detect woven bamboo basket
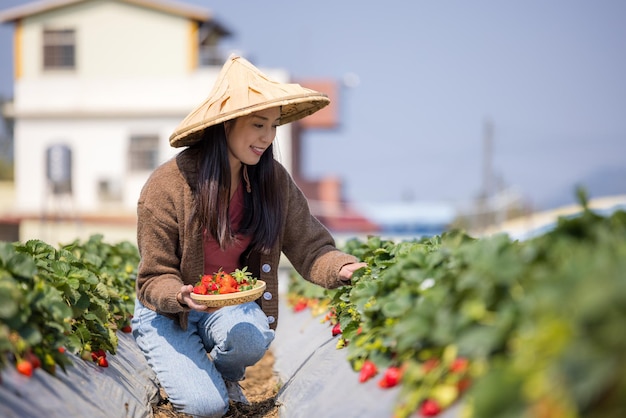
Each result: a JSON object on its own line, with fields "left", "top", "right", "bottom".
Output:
{"left": 190, "top": 281, "right": 266, "bottom": 308}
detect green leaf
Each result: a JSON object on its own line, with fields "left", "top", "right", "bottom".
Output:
{"left": 0, "top": 279, "right": 19, "bottom": 318}
{"left": 6, "top": 251, "right": 38, "bottom": 278}
{"left": 19, "top": 324, "right": 43, "bottom": 346}
{"left": 381, "top": 293, "right": 413, "bottom": 318}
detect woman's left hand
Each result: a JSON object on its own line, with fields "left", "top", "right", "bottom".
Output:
{"left": 177, "top": 284, "right": 220, "bottom": 312}
{"left": 339, "top": 262, "right": 367, "bottom": 283}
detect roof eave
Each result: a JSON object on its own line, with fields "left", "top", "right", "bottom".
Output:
{"left": 0, "top": 0, "right": 214, "bottom": 23}
{"left": 0, "top": 0, "right": 82, "bottom": 23}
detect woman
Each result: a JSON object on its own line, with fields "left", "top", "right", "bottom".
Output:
{"left": 132, "top": 55, "right": 366, "bottom": 417}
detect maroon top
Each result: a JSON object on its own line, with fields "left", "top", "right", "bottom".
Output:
{"left": 203, "top": 183, "right": 252, "bottom": 275}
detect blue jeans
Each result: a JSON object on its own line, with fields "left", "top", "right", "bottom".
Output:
{"left": 132, "top": 299, "right": 275, "bottom": 417}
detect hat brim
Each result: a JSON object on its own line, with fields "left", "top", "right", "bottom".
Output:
{"left": 169, "top": 55, "right": 331, "bottom": 148}
{"left": 170, "top": 92, "right": 329, "bottom": 148}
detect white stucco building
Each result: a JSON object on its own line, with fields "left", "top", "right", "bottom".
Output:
{"left": 0, "top": 0, "right": 293, "bottom": 238}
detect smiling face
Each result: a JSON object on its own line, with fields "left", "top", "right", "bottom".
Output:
{"left": 224, "top": 107, "right": 281, "bottom": 169}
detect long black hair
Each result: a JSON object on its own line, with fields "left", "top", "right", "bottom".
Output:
{"left": 189, "top": 123, "right": 283, "bottom": 253}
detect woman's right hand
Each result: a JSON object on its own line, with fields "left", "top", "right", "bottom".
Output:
{"left": 177, "top": 284, "right": 220, "bottom": 312}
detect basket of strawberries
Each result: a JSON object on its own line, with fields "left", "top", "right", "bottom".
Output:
{"left": 190, "top": 267, "right": 266, "bottom": 307}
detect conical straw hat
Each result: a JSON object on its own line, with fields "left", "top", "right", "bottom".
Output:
{"left": 170, "top": 54, "right": 331, "bottom": 147}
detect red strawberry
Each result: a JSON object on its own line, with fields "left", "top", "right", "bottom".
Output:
{"left": 332, "top": 323, "right": 342, "bottom": 336}
{"left": 25, "top": 351, "right": 41, "bottom": 369}
{"left": 97, "top": 356, "right": 109, "bottom": 367}
{"left": 91, "top": 349, "right": 107, "bottom": 362}
{"left": 222, "top": 274, "right": 237, "bottom": 288}
{"left": 193, "top": 283, "right": 208, "bottom": 295}
{"left": 16, "top": 359, "right": 33, "bottom": 377}
{"left": 293, "top": 300, "right": 308, "bottom": 312}
{"left": 358, "top": 360, "right": 378, "bottom": 383}
{"left": 121, "top": 325, "right": 132, "bottom": 333}
{"left": 422, "top": 358, "right": 439, "bottom": 373}
{"left": 378, "top": 366, "right": 402, "bottom": 388}
{"left": 58, "top": 346, "right": 66, "bottom": 354}
{"left": 200, "top": 274, "right": 213, "bottom": 285}
{"left": 419, "top": 399, "right": 441, "bottom": 416}
{"left": 218, "top": 284, "right": 237, "bottom": 294}
{"left": 457, "top": 377, "right": 472, "bottom": 393}
{"left": 450, "top": 357, "right": 469, "bottom": 373}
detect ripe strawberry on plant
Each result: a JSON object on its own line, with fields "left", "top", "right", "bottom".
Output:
{"left": 457, "top": 377, "right": 472, "bottom": 393}
{"left": 16, "top": 359, "right": 34, "bottom": 377}
{"left": 422, "top": 358, "right": 440, "bottom": 373}
{"left": 419, "top": 399, "right": 442, "bottom": 416}
{"left": 25, "top": 351, "right": 41, "bottom": 369}
{"left": 378, "top": 366, "right": 402, "bottom": 388}
{"left": 332, "top": 323, "right": 342, "bottom": 336}
{"left": 322, "top": 311, "right": 334, "bottom": 323}
{"left": 293, "top": 299, "right": 308, "bottom": 312}
{"left": 91, "top": 348, "right": 107, "bottom": 364}
{"left": 97, "top": 356, "right": 109, "bottom": 367}
{"left": 450, "top": 357, "right": 469, "bottom": 373}
{"left": 358, "top": 360, "right": 378, "bottom": 383}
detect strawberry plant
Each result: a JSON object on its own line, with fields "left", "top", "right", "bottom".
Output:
{"left": 286, "top": 268, "right": 330, "bottom": 315}
{"left": 288, "top": 189, "right": 626, "bottom": 417}
{"left": 0, "top": 234, "right": 139, "bottom": 377}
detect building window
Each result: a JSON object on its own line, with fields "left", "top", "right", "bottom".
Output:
{"left": 43, "top": 28, "right": 76, "bottom": 70}
{"left": 128, "top": 134, "right": 159, "bottom": 172}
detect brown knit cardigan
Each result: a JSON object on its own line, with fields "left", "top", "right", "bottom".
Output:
{"left": 135, "top": 148, "right": 358, "bottom": 330}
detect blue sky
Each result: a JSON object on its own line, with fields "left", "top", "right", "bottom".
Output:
{"left": 1, "top": 0, "right": 625, "bottom": 211}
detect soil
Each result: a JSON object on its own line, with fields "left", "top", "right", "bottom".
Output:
{"left": 153, "top": 350, "right": 280, "bottom": 418}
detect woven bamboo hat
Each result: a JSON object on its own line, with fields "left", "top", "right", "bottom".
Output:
{"left": 169, "top": 54, "right": 331, "bottom": 147}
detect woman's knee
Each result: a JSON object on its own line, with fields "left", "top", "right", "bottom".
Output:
{"left": 227, "top": 322, "right": 272, "bottom": 361}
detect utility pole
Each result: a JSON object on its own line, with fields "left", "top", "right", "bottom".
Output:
{"left": 483, "top": 118, "right": 493, "bottom": 201}
{"left": 474, "top": 117, "right": 494, "bottom": 232}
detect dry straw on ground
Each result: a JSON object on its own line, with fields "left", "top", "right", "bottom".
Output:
{"left": 153, "top": 350, "right": 279, "bottom": 418}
